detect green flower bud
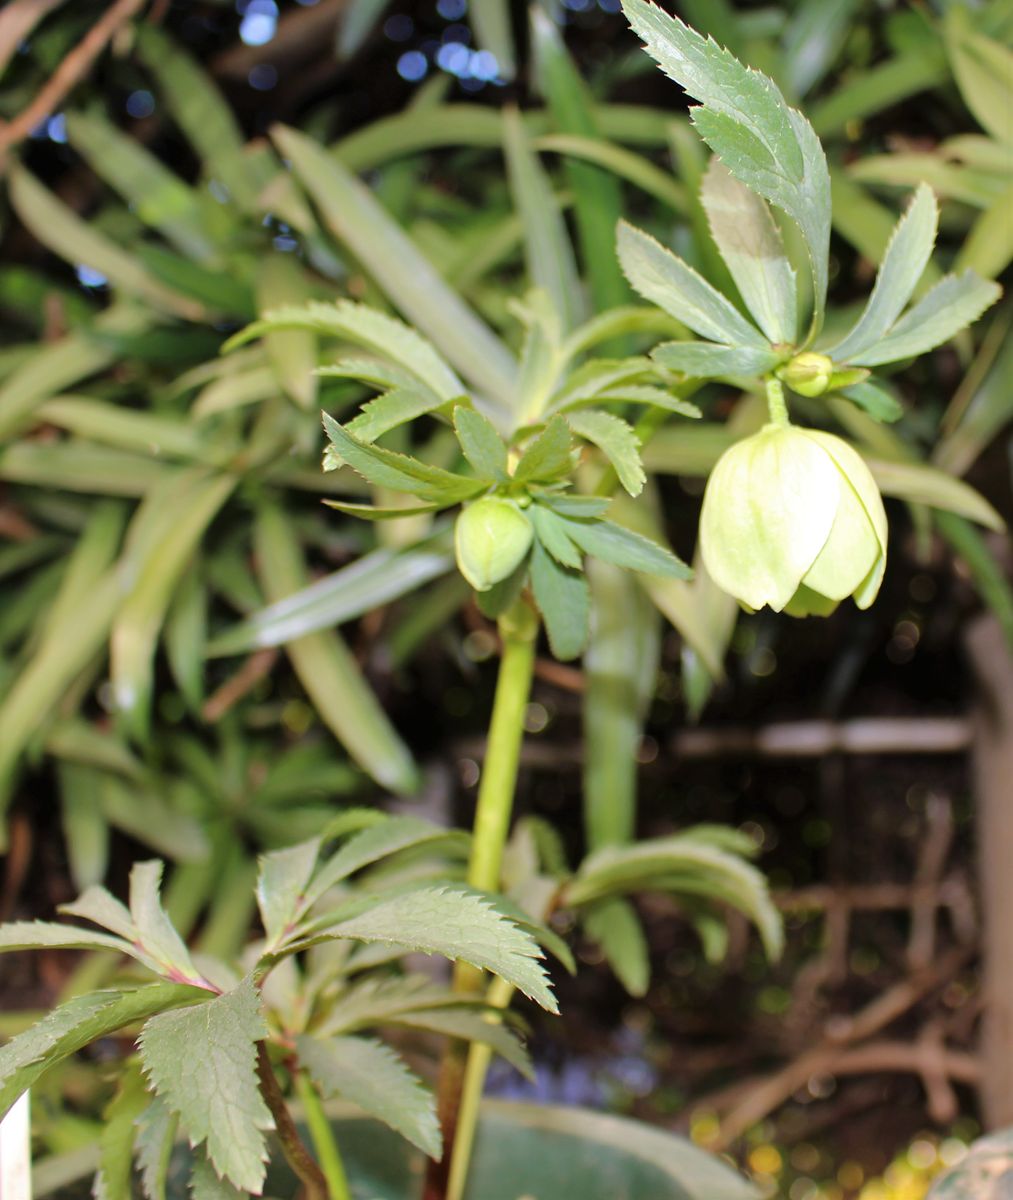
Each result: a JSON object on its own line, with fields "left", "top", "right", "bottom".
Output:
{"left": 777, "top": 352, "right": 835, "bottom": 398}
{"left": 455, "top": 497, "right": 533, "bottom": 592}
{"left": 700, "top": 424, "right": 887, "bottom": 617}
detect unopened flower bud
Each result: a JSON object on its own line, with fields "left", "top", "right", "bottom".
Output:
{"left": 455, "top": 497, "right": 533, "bottom": 592}
{"left": 700, "top": 424, "right": 887, "bottom": 617}
{"left": 777, "top": 352, "right": 835, "bottom": 398}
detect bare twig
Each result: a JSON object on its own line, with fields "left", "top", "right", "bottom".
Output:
{"left": 202, "top": 648, "right": 278, "bottom": 723}
{"left": 0, "top": 0, "right": 65, "bottom": 76}
{"left": 714, "top": 948, "right": 971, "bottom": 1147}
{"left": 0, "top": 0, "right": 145, "bottom": 159}
{"left": 672, "top": 716, "right": 972, "bottom": 759}
{"left": 908, "top": 794, "right": 954, "bottom": 970}
{"left": 212, "top": 0, "right": 347, "bottom": 77}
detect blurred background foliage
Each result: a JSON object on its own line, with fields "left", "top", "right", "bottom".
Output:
{"left": 0, "top": 0, "right": 1011, "bottom": 1193}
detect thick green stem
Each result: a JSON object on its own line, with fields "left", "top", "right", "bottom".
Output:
{"left": 765, "top": 376, "right": 790, "bottom": 427}
{"left": 294, "top": 1070, "right": 352, "bottom": 1200}
{"left": 422, "top": 599, "right": 538, "bottom": 1200}
{"left": 255, "top": 1043, "right": 327, "bottom": 1200}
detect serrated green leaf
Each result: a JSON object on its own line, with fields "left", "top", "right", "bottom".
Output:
{"left": 829, "top": 185, "right": 938, "bottom": 364}
{"left": 587, "top": 385, "right": 702, "bottom": 420}
{"left": 189, "top": 1152, "right": 248, "bottom": 1200}
{"left": 297, "top": 1034, "right": 439, "bottom": 1157}
{"left": 139, "top": 977, "right": 273, "bottom": 1193}
{"left": 563, "top": 518, "right": 691, "bottom": 580}
{"left": 529, "top": 505, "right": 582, "bottom": 569}
{"left": 851, "top": 271, "right": 1001, "bottom": 367}
{"left": 229, "top": 302, "right": 459, "bottom": 403}
{"left": 583, "top": 898, "right": 650, "bottom": 998}
{"left": 552, "top": 357, "right": 655, "bottom": 408}
{"left": 135, "top": 1097, "right": 178, "bottom": 1200}
{"left": 701, "top": 159, "right": 797, "bottom": 345}
{"left": 513, "top": 414, "right": 575, "bottom": 484}
{"left": 309, "top": 887, "right": 557, "bottom": 1012}
{"left": 303, "top": 817, "right": 468, "bottom": 911}
{"left": 535, "top": 493, "right": 611, "bottom": 518}
{"left": 59, "top": 885, "right": 136, "bottom": 940}
{"left": 622, "top": 0, "right": 831, "bottom": 331}
{"left": 530, "top": 538, "right": 590, "bottom": 662}
{"left": 651, "top": 341, "right": 779, "bottom": 378}
{"left": 345, "top": 389, "right": 447, "bottom": 445}
{"left": 454, "top": 407, "right": 508, "bottom": 481}
{"left": 617, "top": 222, "right": 767, "bottom": 348}
{"left": 567, "top": 410, "right": 645, "bottom": 497}
{"left": 128, "top": 862, "right": 205, "bottom": 986}
{"left": 322, "top": 414, "right": 482, "bottom": 502}
{"left": 0, "top": 985, "right": 204, "bottom": 1120}
{"left": 0, "top": 920, "right": 129, "bottom": 956}
{"left": 271, "top": 126, "right": 517, "bottom": 417}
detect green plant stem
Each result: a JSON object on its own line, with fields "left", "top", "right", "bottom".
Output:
{"left": 293, "top": 1070, "right": 353, "bottom": 1200}
{"left": 255, "top": 1042, "right": 327, "bottom": 1200}
{"left": 422, "top": 598, "right": 538, "bottom": 1200}
{"left": 445, "top": 976, "right": 515, "bottom": 1200}
{"left": 765, "top": 377, "right": 790, "bottom": 427}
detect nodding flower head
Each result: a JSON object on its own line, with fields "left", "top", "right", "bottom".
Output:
{"left": 700, "top": 424, "right": 887, "bottom": 617}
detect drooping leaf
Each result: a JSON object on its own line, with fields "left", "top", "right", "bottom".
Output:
{"left": 563, "top": 518, "right": 692, "bottom": 580}
{"left": 829, "top": 184, "right": 939, "bottom": 364}
{"left": 567, "top": 410, "right": 645, "bottom": 497}
{"left": 617, "top": 222, "right": 767, "bottom": 348}
{"left": 530, "top": 538, "right": 590, "bottom": 662}
{"left": 842, "top": 380, "right": 904, "bottom": 424}
{"left": 139, "top": 977, "right": 273, "bottom": 1194}
{"left": 583, "top": 897, "right": 650, "bottom": 998}
{"left": 700, "top": 159, "right": 797, "bottom": 345}
{"left": 252, "top": 505, "right": 419, "bottom": 794}
{"left": 297, "top": 1035, "right": 439, "bottom": 1157}
{"left": 868, "top": 458, "right": 1005, "bottom": 531}
{"left": 529, "top": 504, "right": 583, "bottom": 569}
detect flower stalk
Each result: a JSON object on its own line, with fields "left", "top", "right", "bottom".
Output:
{"left": 423, "top": 597, "right": 539, "bottom": 1200}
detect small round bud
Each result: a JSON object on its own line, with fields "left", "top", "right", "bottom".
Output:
{"left": 455, "top": 497, "right": 533, "bottom": 592}
{"left": 777, "top": 352, "right": 835, "bottom": 398}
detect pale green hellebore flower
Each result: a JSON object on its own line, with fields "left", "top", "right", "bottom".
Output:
{"left": 700, "top": 424, "right": 888, "bottom": 617}
{"left": 455, "top": 496, "right": 533, "bottom": 591}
